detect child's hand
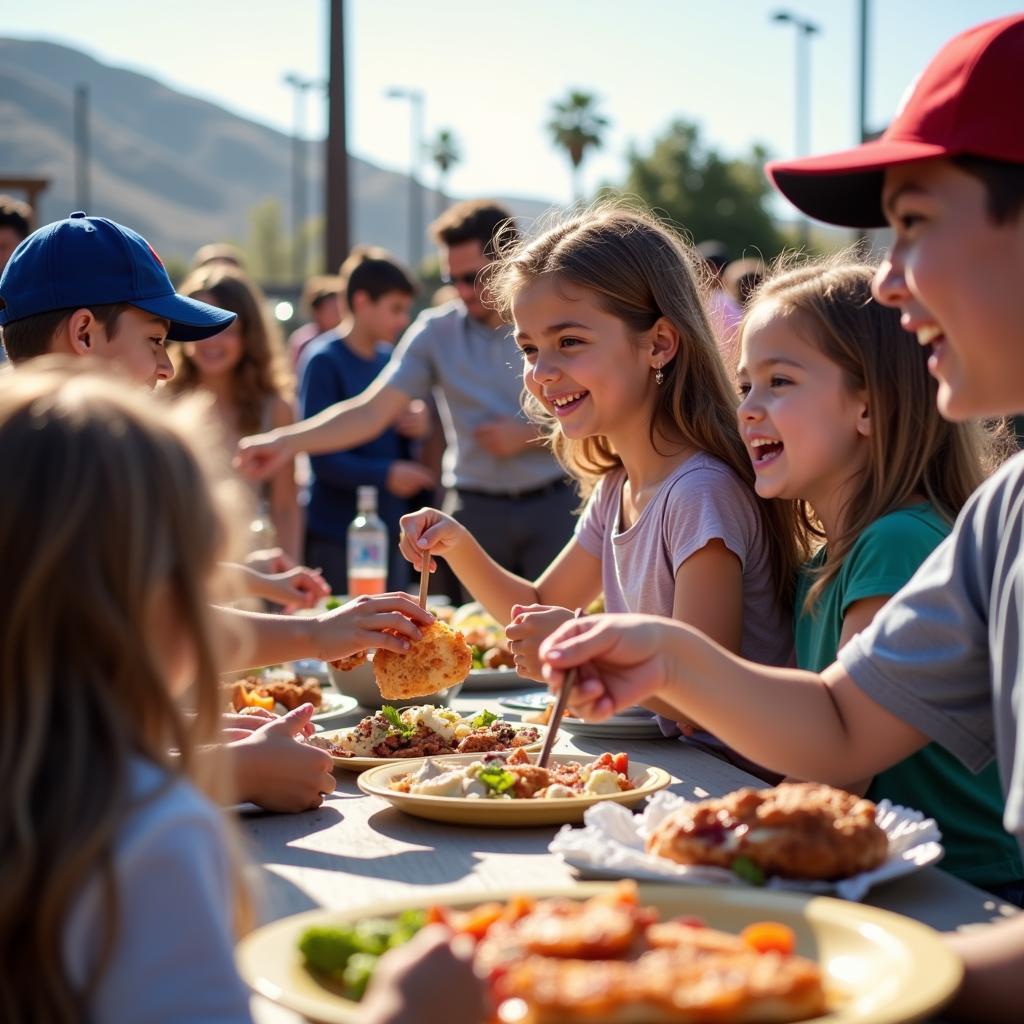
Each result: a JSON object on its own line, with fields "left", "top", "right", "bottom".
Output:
{"left": 398, "top": 508, "right": 465, "bottom": 572}
{"left": 236, "top": 430, "right": 293, "bottom": 481}
{"left": 394, "top": 399, "right": 431, "bottom": 440}
{"left": 361, "top": 926, "right": 484, "bottom": 1024}
{"left": 473, "top": 417, "right": 535, "bottom": 458}
{"left": 245, "top": 546, "right": 296, "bottom": 574}
{"left": 506, "top": 604, "right": 574, "bottom": 681}
{"left": 386, "top": 460, "right": 436, "bottom": 499}
{"left": 228, "top": 705, "right": 335, "bottom": 812}
{"left": 260, "top": 565, "right": 331, "bottom": 611}
{"left": 314, "top": 593, "right": 434, "bottom": 662}
{"left": 540, "top": 613, "right": 677, "bottom": 720}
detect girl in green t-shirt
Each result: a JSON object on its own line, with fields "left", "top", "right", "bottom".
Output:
{"left": 736, "top": 256, "right": 1022, "bottom": 901}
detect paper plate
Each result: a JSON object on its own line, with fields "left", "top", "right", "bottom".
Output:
{"left": 238, "top": 881, "right": 963, "bottom": 1024}
{"left": 310, "top": 692, "right": 359, "bottom": 725}
{"left": 320, "top": 723, "right": 550, "bottom": 771}
{"left": 356, "top": 753, "right": 671, "bottom": 827}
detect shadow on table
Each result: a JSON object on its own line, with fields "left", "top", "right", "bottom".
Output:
{"left": 366, "top": 804, "right": 567, "bottom": 857}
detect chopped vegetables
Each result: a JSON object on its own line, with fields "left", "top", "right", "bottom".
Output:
{"left": 299, "top": 909, "right": 426, "bottom": 1000}
{"left": 741, "top": 921, "right": 797, "bottom": 955}
{"left": 381, "top": 705, "right": 415, "bottom": 738}
{"left": 731, "top": 856, "right": 767, "bottom": 886}
{"left": 470, "top": 709, "right": 499, "bottom": 729}
{"left": 477, "top": 759, "right": 517, "bottom": 795}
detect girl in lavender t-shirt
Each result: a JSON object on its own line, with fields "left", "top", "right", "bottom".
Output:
{"left": 397, "top": 207, "right": 799, "bottom": 778}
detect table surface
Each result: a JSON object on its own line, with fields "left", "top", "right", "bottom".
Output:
{"left": 242, "top": 689, "right": 1018, "bottom": 1022}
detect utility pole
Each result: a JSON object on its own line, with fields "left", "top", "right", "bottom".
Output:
{"left": 386, "top": 87, "right": 426, "bottom": 271}
{"left": 773, "top": 10, "right": 820, "bottom": 250}
{"left": 284, "top": 72, "right": 322, "bottom": 284}
{"left": 325, "top": 0, "right": 350, "bottom": 274}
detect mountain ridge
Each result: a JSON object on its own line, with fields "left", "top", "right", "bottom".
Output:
{"left": 0, "top": 37, "right": 556, "bottom": 267}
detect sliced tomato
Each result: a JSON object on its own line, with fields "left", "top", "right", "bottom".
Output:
{"left": 611, "top": 752, "right": 629, "bottom": 775}
{"left": 741, "top": 921, "right": 796, "bottom": 955}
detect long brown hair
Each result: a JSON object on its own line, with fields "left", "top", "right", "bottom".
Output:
{"left": 169, "top": 264, "right": 293, "bottom": 434}
{"left": 487, "top": 201, "right": 802, "bottom": 604}
{"left": 0, "top": 359, "right": 250, "bottom": 1021}
{"left": 745, "top": 255, "right": 1008, "bottom": 612}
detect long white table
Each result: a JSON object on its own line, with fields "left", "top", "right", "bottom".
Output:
{"left": 243, "top": 689, "right": 1018, "bottom": 1022}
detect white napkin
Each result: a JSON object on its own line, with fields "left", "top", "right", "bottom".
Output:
{"left": 549, "top": 790, "right": 944, "bottom": 902}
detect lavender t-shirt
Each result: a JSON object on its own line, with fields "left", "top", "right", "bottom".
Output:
{"left": 576, "top": 452, "right": 792, "bottom": 665}
{"left": 576, "top": 453, "right": 792, "bottom": 780}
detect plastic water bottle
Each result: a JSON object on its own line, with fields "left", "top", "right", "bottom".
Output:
{"left": 347, "top": 486, "right": 388, "bottom": 596}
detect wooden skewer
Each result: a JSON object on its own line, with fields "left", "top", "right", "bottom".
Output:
{"left": 417, "top": 548, "right": 430, "bottom": 610}
{"left": 535, "top": 607, "right": 584, "bottom": 769}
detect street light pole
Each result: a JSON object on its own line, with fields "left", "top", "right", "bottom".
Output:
{"left": 773, "top": 10, "right": 820, "bottom": 249}
{"left": 284, "top": 72, "right": 325, "bottom": 284}
{"left": 386, "top": 87, "right": 425, "bottom": 271}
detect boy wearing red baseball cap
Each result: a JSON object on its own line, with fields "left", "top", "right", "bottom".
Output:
{"left": 538, "top": 16, "right": 1024, "bottom": 1018}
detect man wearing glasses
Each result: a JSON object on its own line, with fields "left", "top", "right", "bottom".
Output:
{"left": 238, "top": 200, "right": 574, "bottom": 602}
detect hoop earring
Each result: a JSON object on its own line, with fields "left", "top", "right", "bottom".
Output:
{"left": 654, "top": 366, "right": 665, "bottom": 385}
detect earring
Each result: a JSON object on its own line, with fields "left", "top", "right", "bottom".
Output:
{"left": 654, "top": 365, "right": 665, "bottom": 385}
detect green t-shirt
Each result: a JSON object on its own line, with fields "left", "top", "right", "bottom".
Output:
{"left": 795, "top": 504, "right": 1023, "bottom": 889}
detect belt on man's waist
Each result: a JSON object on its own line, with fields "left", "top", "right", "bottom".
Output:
{"left": 454, "top": 478, "right": 570, "bottom": 501}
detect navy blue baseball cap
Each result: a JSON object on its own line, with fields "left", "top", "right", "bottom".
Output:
{"left": 0, "top": 211, "right": 236, "bottom": 341}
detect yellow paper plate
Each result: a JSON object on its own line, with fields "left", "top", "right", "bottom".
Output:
{"left": 237, "top": 882, "right": 963, "bottom": 1024}
{"left": 356, "top": 753, "right": 672, "bottom": 826}
{"left": 321, "top": 724, "right": 550, "bottom": 771}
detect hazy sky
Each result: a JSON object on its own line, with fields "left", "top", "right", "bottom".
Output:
{"left": 5, "top": 1, "right": 1022, "bottom": 209}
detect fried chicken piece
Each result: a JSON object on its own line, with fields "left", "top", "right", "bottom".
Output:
{"left": 373, "top": 620, "right": 472, "bottom": 700}
{"left": 260, "top": 677, "right": 323, "bottom": 711}
{"left": 328, "top": 651, "right": 368, "bottom": 672}
{"left": 495, "top": 945, "right": 826, "bottom": 1023}
{"left": 646, "top": 782, "right": 888, "bottom": 880}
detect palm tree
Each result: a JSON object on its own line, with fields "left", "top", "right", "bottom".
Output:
{"left": 546, "top": 90, "right": 610, "bottom": 202}
{"left": 428, "top": 128, "right": 461, "bottom": 217}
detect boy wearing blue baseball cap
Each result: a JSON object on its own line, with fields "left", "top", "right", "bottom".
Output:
{"left": 0, "top": 211, "right": 234, "bottom": 387}
{"left": 0, "top": 212, "right": 437, "bottom": 812}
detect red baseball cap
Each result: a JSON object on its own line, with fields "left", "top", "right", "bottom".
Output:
{"left": 766, "top": 14, "right": 1024, "bottom": 228}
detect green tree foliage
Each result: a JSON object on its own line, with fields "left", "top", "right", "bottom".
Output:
{"left": 429, "top": 128, "right": 461, "bottom": 217}
{"left": 547, "top": 90, "right": 610, "bottom": 202}
{"left": 616, "top": 120, "right": 787, "bottom": 259}
{"left": 244, "top": 197, "right": 290, "bottom": 284}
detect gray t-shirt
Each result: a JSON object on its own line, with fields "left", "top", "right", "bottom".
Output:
{"left": 839, "top": 450, "right": 1024, "bottom": 851}
{"left": 382, "top": 301, "right": 564, "bottom": 492}
{"left": 575, "top": 452, "right": 793, "bottom": 667}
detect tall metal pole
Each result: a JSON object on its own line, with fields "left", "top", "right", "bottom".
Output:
{"left": 73, "top": 84, "right": 91, "bottom": 211}
{"left": 386, "top": 88, "right": 425, "bottom": 270}
{"left": 857, "top": 0, "right": 870, "bottom": 142}
{"left": 772, "top": 11, "right": 819, "bottom": 250}
{"left": 409, "top": 91, "right": 424, "bottom": 272}
{"left": 326, "top": 0, "right": 350, "bottom": 274}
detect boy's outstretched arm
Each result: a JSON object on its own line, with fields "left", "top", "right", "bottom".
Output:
{"left": 213, "top": 594, "right": 434, "bottom": 671}
{"left": 540, "top": 613, "right": 929, "bottom": 783}
{"left": 236, "top": 379, "right": 410, "bottom": 481}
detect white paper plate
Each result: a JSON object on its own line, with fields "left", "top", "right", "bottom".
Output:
{"left": 311, "top": 692, "right": 360, "bottom": 724}
{"left": 550, "top": 791, "right": 944, "bottom": 901}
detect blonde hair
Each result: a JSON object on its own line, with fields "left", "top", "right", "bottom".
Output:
{"left": 0, "top": 359, "right": 250, "bottom": 1021}
{"left": 744, "top": 255, "right": 1008, "bottom": 612}
{"left": 169, "top": 265, "right": 293, "bottom": 434}
{"left": 487, "top": 201, "right": 801, "bottom": 603}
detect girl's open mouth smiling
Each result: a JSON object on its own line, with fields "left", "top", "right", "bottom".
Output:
{"left": 750, "top": 437, "right": 784, "bottom": 466}
{"left": 548, "top": 390, "right": 589, "bottom": 416}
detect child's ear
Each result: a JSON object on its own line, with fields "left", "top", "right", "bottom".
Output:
{"left": 649, "top": 316, "right": 680, "bottom": 368}
{"left": 856, "top": 396, "right": 872, "bottom": 437}
{"left": 66, "top": 308, "right": 96, "bottom": 355}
